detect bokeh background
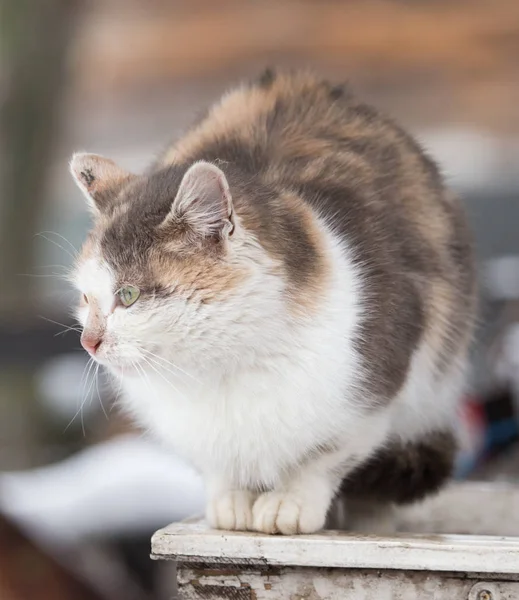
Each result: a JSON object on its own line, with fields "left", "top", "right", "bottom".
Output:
{"left": 1, "top": 1, "right": 519, "bottom": 598}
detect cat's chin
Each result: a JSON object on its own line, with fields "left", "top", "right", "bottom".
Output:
{"left": 103, "top": 361, "right": 144, "bottom": 377}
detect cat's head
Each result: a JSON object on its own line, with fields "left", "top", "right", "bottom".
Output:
{"left": 70, "top": 154, "right": 312, "bottom": 378}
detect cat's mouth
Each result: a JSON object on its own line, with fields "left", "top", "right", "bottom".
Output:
{"left": 89, "top": 354, "right": 145, "bottom": 376}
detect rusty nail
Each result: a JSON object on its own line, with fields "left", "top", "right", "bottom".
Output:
{"left": 477, "top": 591, "right": 492, "bottom": 600}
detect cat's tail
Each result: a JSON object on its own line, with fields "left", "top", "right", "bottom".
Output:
{"left": 339, "top": 429, "right": 457, "bottom": 505}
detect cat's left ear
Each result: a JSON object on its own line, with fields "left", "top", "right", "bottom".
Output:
{"left": 69, "top": 153, "right": 134, "bottom": 215}
{"left": 167, "top": 161, "right": 235, "bottom": 240}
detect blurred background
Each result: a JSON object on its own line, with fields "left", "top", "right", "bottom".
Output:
{"left": 1, "top": 0, "right": 519, "bottom": 598}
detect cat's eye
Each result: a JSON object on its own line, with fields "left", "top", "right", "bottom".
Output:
{"left": 117, "top": 285, "right": 140, "bottom": 307}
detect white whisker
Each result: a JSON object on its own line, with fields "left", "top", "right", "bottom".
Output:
{"left": 140, "top": 356, "right": 187, "bottom": 401}
{"left": 54, "top": 325, "right": 82, "bottom": 337}
{"left": 95, "top": 363, "right": 109, "bottom": 420}
{"left": 134, "top": 361, "right": 154, "bottom": 395}
{"left": 39, "top": 315, "right": 81, "bottom": 333}
{"left": 112, "top": 366, "right": 125, "bottom": 410}
{"left": 141, "top": 348, "right": 200, "bottom": 383}
{"left": 35, "top": 233, "right": 77, "bottom": 262}
{"left": 141, "top": 353, "right": 186, "bottom": 382}
{"left": 38, "top": 231, "right": 79, "bottom": 257}
{"left": 19, "top": 272, "right": 70, "bottom": 280}
{"left": 79, "top": 357, "right": 95, "bottom": 402}
{"left": 34, "top": 264, "right": 71, "bottom": 271}
{"left": 65, "top": 357, "right": 95, "bottom": 434}
{"left": 81, "top": 361, "right": 100, "bottom": 436}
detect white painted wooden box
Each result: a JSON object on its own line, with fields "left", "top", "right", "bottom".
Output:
{"left": 151, "top": 483, "right": 519, "bottom": 599}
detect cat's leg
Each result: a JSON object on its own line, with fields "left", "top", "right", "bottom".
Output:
{"left": 205, "top": 476, "right": 256, "bottom": 531}
{"left": 252, "top": 413, "right": 392, "bottom": 535}
{"left": 252, "top": 473, "right": 335, "bottom": 534}
{"left": 251, "top": 452, "right": 347, "bottom": 535}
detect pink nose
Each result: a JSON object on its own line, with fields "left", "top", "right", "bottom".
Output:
{"left": 81, "top": 333, "right": 103, "bottom": 355}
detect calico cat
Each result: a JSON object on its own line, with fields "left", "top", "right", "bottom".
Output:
{"left": 70, "top": 70, "right": 476, "bottom": 535}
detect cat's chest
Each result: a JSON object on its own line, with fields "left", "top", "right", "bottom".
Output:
{"left": 118, "top": 370, "right": 337, "bottom": 486}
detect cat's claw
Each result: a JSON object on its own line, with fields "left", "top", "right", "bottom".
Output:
{"left": 206, "top": 490, "right": 254, "bottom": 531}
{"left": 252, "top": 491, "right": 326, "bottom": 535}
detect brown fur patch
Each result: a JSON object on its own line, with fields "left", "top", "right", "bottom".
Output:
{"left": 79, "top": 234, "right": 98, "bottom": 262}
{"left": 238, "top": 190, "right": 331, "bottom": 315}
{"left": 340, "top": 430, "right": 457, "bottom": 505}
{"left": 150, "top": 247, "right": 246, "bottom": 306}
{"left": 162, "top": 84, "right": 278, "bottom": 166}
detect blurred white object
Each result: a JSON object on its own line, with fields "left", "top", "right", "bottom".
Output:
{"left": 36, "top": 353, "right": 100, "bottom": 421}
{"left": 0, "top": 435, "right": 204, "bottom": 545}
{"left": 421, "top": 128, "right": 503, "bottom": 192}
{"left": 484, "top": 255, "right": 519, "bottom": 413}
{"left": 484, "top": 255, "right": 519, "bottom": 301}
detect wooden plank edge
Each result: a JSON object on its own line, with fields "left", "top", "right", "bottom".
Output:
{"left": 151, "top": 524, "right": 519, "bottom": 575}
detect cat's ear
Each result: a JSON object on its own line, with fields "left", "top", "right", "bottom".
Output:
{"left": 166, "top": 161, "right": 235, "bottom": 240}
{"left": 69, "top": 153, "right": 134, "bottom": 215}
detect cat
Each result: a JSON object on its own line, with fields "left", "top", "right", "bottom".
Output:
{"left": 69, "top": 69, "right": 476, "bottom": 535}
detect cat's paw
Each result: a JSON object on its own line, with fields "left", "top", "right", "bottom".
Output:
{"left": 252, "top": 492, "right": 326, "bottom": 535}
{"left": 206, "top": 490, "right": 254, "bottom": 531}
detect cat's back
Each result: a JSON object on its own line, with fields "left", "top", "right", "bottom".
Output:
{"left": 164, "top": 69, "right": 440, "bottom": 191}
{"left": 163, "top": 69, "right": 406, "bottom": 172}
{"left": 163, "top": 70, "right": 471, "bottom": 268}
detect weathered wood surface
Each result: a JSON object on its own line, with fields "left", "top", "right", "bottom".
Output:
{"left": 153, "top": 522, "right": 519, "bottom": 575}
{"left": 152, "top": 483, "right": 519, "bottom": 599}
{"left": 177, "top": 567, "right": 519, "bottom": 600}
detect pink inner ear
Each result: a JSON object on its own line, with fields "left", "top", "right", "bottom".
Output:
{"left": 172, "top": 161, "right": 234, "bottom": 237}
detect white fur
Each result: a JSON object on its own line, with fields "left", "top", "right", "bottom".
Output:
{"left": 390, "top": 343, "right": 466, "bottom": 442}
{"left": 75, "top": 257, "right": 115, "bottom": 314}
{"left": 74, "top": 214, "right": 463, "bottom": 534}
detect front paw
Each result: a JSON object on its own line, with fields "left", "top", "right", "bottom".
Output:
{"left": 252, "top": 492, "right": 327, "bottom": 535}
{"left": 206, "top": 490, "right": 254, "bottom": 531}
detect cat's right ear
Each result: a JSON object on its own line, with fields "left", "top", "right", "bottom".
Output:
{"left": 69, "top": 153, "right": 134, "bottom": 215}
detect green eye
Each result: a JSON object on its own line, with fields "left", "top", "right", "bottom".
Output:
{"left": 117, "top": 285, "right": 140, "bottom": 307}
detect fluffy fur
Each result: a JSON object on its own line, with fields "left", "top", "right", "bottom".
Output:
{"left": 70, "top": 70, "right": 476, "bottom": 535}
